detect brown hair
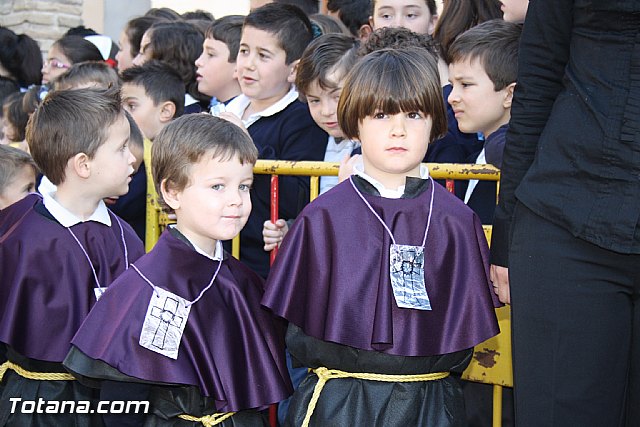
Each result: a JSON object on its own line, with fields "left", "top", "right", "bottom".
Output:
{"left": 26, "top": 87, "right": 123, "bottom": 185}
{"left": 448, "top": 19, "right": 521, "bottom": 91}
{"left": 152, "top": 114, "right": 258, "bottom": 211}
{"left": 51, "top": 61, "right": 120, "bottom": 91}
{"left": 205, "top": 15, "right": 244, "bottom": 63}
{"left": 295, "top": 33, "right": 359, "bottom": 99}
{"left": 2, "top": 92, "right": 28, "bottom": 142}
{"left": 338, "top": 48, "right": 446, "bottom": 141}
{"left": 0, "top": 144, "right": 38, "bottom": 193}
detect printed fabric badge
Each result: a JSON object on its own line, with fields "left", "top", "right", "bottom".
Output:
{"left": 140, "top": 286, "right": 191, "bottom": 359}
{"left": 390, "top": 244, "right": 432, "bottom": 310}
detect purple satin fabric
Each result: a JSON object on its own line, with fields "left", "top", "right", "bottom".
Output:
{"left": 262, "top": 180, "right": 501, "bottom": 357}
{"left": 71, "top": 230, "right": 292, "bottom": 412}
{"left": 0, "top": 194, "right": 144, "bottom": 362}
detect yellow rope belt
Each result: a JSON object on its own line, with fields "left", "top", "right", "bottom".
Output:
{"left": 178, "top": 412, "right": 235, "bottom": 426}
{"left": 302, "top": 366, "right": 450, "bottom": 427}
{"left": 0, "top": 360, "right": 75, "bottom": 382}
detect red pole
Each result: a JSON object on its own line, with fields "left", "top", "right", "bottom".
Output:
{"left": 269, "top": 174, "right": 279, "bottom": 427}
{"left": 269, "top": 175, "right": 279, "bottom": 264}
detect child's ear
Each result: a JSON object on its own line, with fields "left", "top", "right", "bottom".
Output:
{"left": 503, "top": 82, "right": 517, "bottom": 108}
{"left": 71, "top": 152, "right": 91, "bottom": 179}
{"left": 287, "top": 59, "right": 300, "bottom": 84}
{"left": 160, "top": 178, "right": 181, "bottom": 211}
{"left": 358, "top": 24, "right": 373, "bottom": 42}
{"left": 159, "top": 101, "right": 177, "bottom": 123}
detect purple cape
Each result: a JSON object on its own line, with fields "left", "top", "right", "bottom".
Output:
{"left": 70, "top": 230, "right": 292, "bottom": 412}
{"left": 262, "top": 179, "right": 500, "bottom": 357}
{"left": 0, "top": 194, "right": 144, "bottom": 362}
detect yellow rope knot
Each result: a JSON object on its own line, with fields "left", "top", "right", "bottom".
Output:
{"left": 301, "top": 366, "right": 450, "bottom": 427}
{"left": 178, "top": 411, "right": 235, "bottom": 426}
{"left": 0, "top": 360, "right": 76, "bottom": 382}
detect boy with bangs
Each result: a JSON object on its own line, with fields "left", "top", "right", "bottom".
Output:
{"left": 0, "top": 88, "right": 144, "bottom": 425}
{"left": 65, "top": 114, "right": 292, "bottom": 427}
{"left": 195, "top": 15, "right": 244, "bottom": 107}
{"left": 224, "top": 3, "right": 327, "bottom": 278}
{"left": 263, "top": 48, "right": 500, "bottom": 426}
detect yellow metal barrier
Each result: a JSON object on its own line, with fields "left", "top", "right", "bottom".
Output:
{"left": 144, "top": 157, "right": 511, "bottom": 426}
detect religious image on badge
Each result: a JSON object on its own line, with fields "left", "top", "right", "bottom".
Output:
{"left": 390, "top": 244, "right": 432, "bottom": 310}
{"left": 140, "top": 286, "right": 191, "bottom": 359}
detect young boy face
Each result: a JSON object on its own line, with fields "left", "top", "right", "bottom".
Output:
{"left": 88, "top": 113, "right": 135, "bottom": 199}
{"left": 236, "top": 26, "right": 296, "bottom": 111}
{"left": 121, "top": 83, "right": 165, "bottom": 140}
{"left": 500, "top": 0, "right": 529, "bottom": 23}
{"left": 359, "top": 111, "right": 431, "bottom": 185}
{"left": 195, "top": 37, "right": 237, "bottom": 101}
{"left": 0, "top": 164, "right": 36, "bottom": 210}
{"left": 305, "top": 71, "right": 345, "bottom": 139}
{"left": 168, "top": 153, "right": 254, "bottom": 252}
{"left": 370, "top": 0, "right": 437, "bottom": 35}
{"left": 448, "top": 58, "right": 513, "bottom": 138}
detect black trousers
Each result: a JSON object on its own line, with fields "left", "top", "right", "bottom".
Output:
{"left": 509, "top": 203, "right": 640, "bottom": 427}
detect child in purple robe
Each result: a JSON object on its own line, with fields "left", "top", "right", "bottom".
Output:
{"left": 64, "top": 114, "right": 292, "bottom": 426}
{"left": 262, "top": 48, "right": 501, "bottom": 427}
{"left": 0, "top": 87, "right": 144, "bottom": 426}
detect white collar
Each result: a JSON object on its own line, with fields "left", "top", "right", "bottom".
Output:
{"left": 353, "top": 163, "right": 429, "bottom": 199}
{"left": 185, "top": 93, "right": 198, "bottom": 106}
{"left": 169, "top": 225, "right": 224, "bottom": 261}
{"left": 42, "top": 188, "right": 111, "bottom": 227}
{"left": 225, "top": 87, "right": 298, "bottom": 128}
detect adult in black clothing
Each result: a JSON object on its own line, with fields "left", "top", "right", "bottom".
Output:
{"left": 490, "top": 1, "right": 640, "bottom": 425}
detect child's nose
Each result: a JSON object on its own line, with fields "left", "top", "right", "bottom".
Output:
{"left": 390, "top": 115, "right": 407, "bottom": 136}
{"left": 228, "top": 189, "right": 243, "bottom": 206}
{"left": 321, "top": 101, "right": 334, "bottom": 116}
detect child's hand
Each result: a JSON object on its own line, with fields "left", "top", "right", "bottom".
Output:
{"left": 263, "top": 219, "right": 289, "bottom": 251}
{"left": 217, "top": 112, "right": 249, "bottom": 136}
{"left": 338, "top": 154, "right": 361, "bottom": 183}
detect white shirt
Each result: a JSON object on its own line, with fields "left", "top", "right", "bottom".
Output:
{"left": 319, "top": 136, "right": 359, "bottom": 195}
{"left": 42, "top": 188, "right": 111, "bottom": 227}
{"left": 464, "top": 148, "right": 485, "bottom": 204}
{"left": 168, "top": 225, "right": 223, "bottom": 261}
{"left": 225, "top": 87, "right": 299, "bottom": 128}
{"left": 353, "top": 163, "right": 430, "bottom": 199}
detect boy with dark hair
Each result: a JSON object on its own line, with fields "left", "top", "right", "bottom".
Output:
{"left": 65, "top": 114, "right": 292, "bottom": 427}
{"left": 195, "top": 15, "right": 244, "bottom": 107}
{"left": 448, "top": 19, "right": 521, "bottom": 224}
{"left": 0, "top": 144, "right": 37, "bottom": 209}
{"left": 121, "top": 60, "right": 184, "bottom": 140}
{"left": 0, "top": 87, "right": 144, "bottom": 425}
{"left": 224, "top": 3, "right": 327, "bottom": 278}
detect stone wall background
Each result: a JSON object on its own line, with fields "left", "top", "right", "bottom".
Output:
{"left": 0, "top": 0, "right": 84, "bottom": 53}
